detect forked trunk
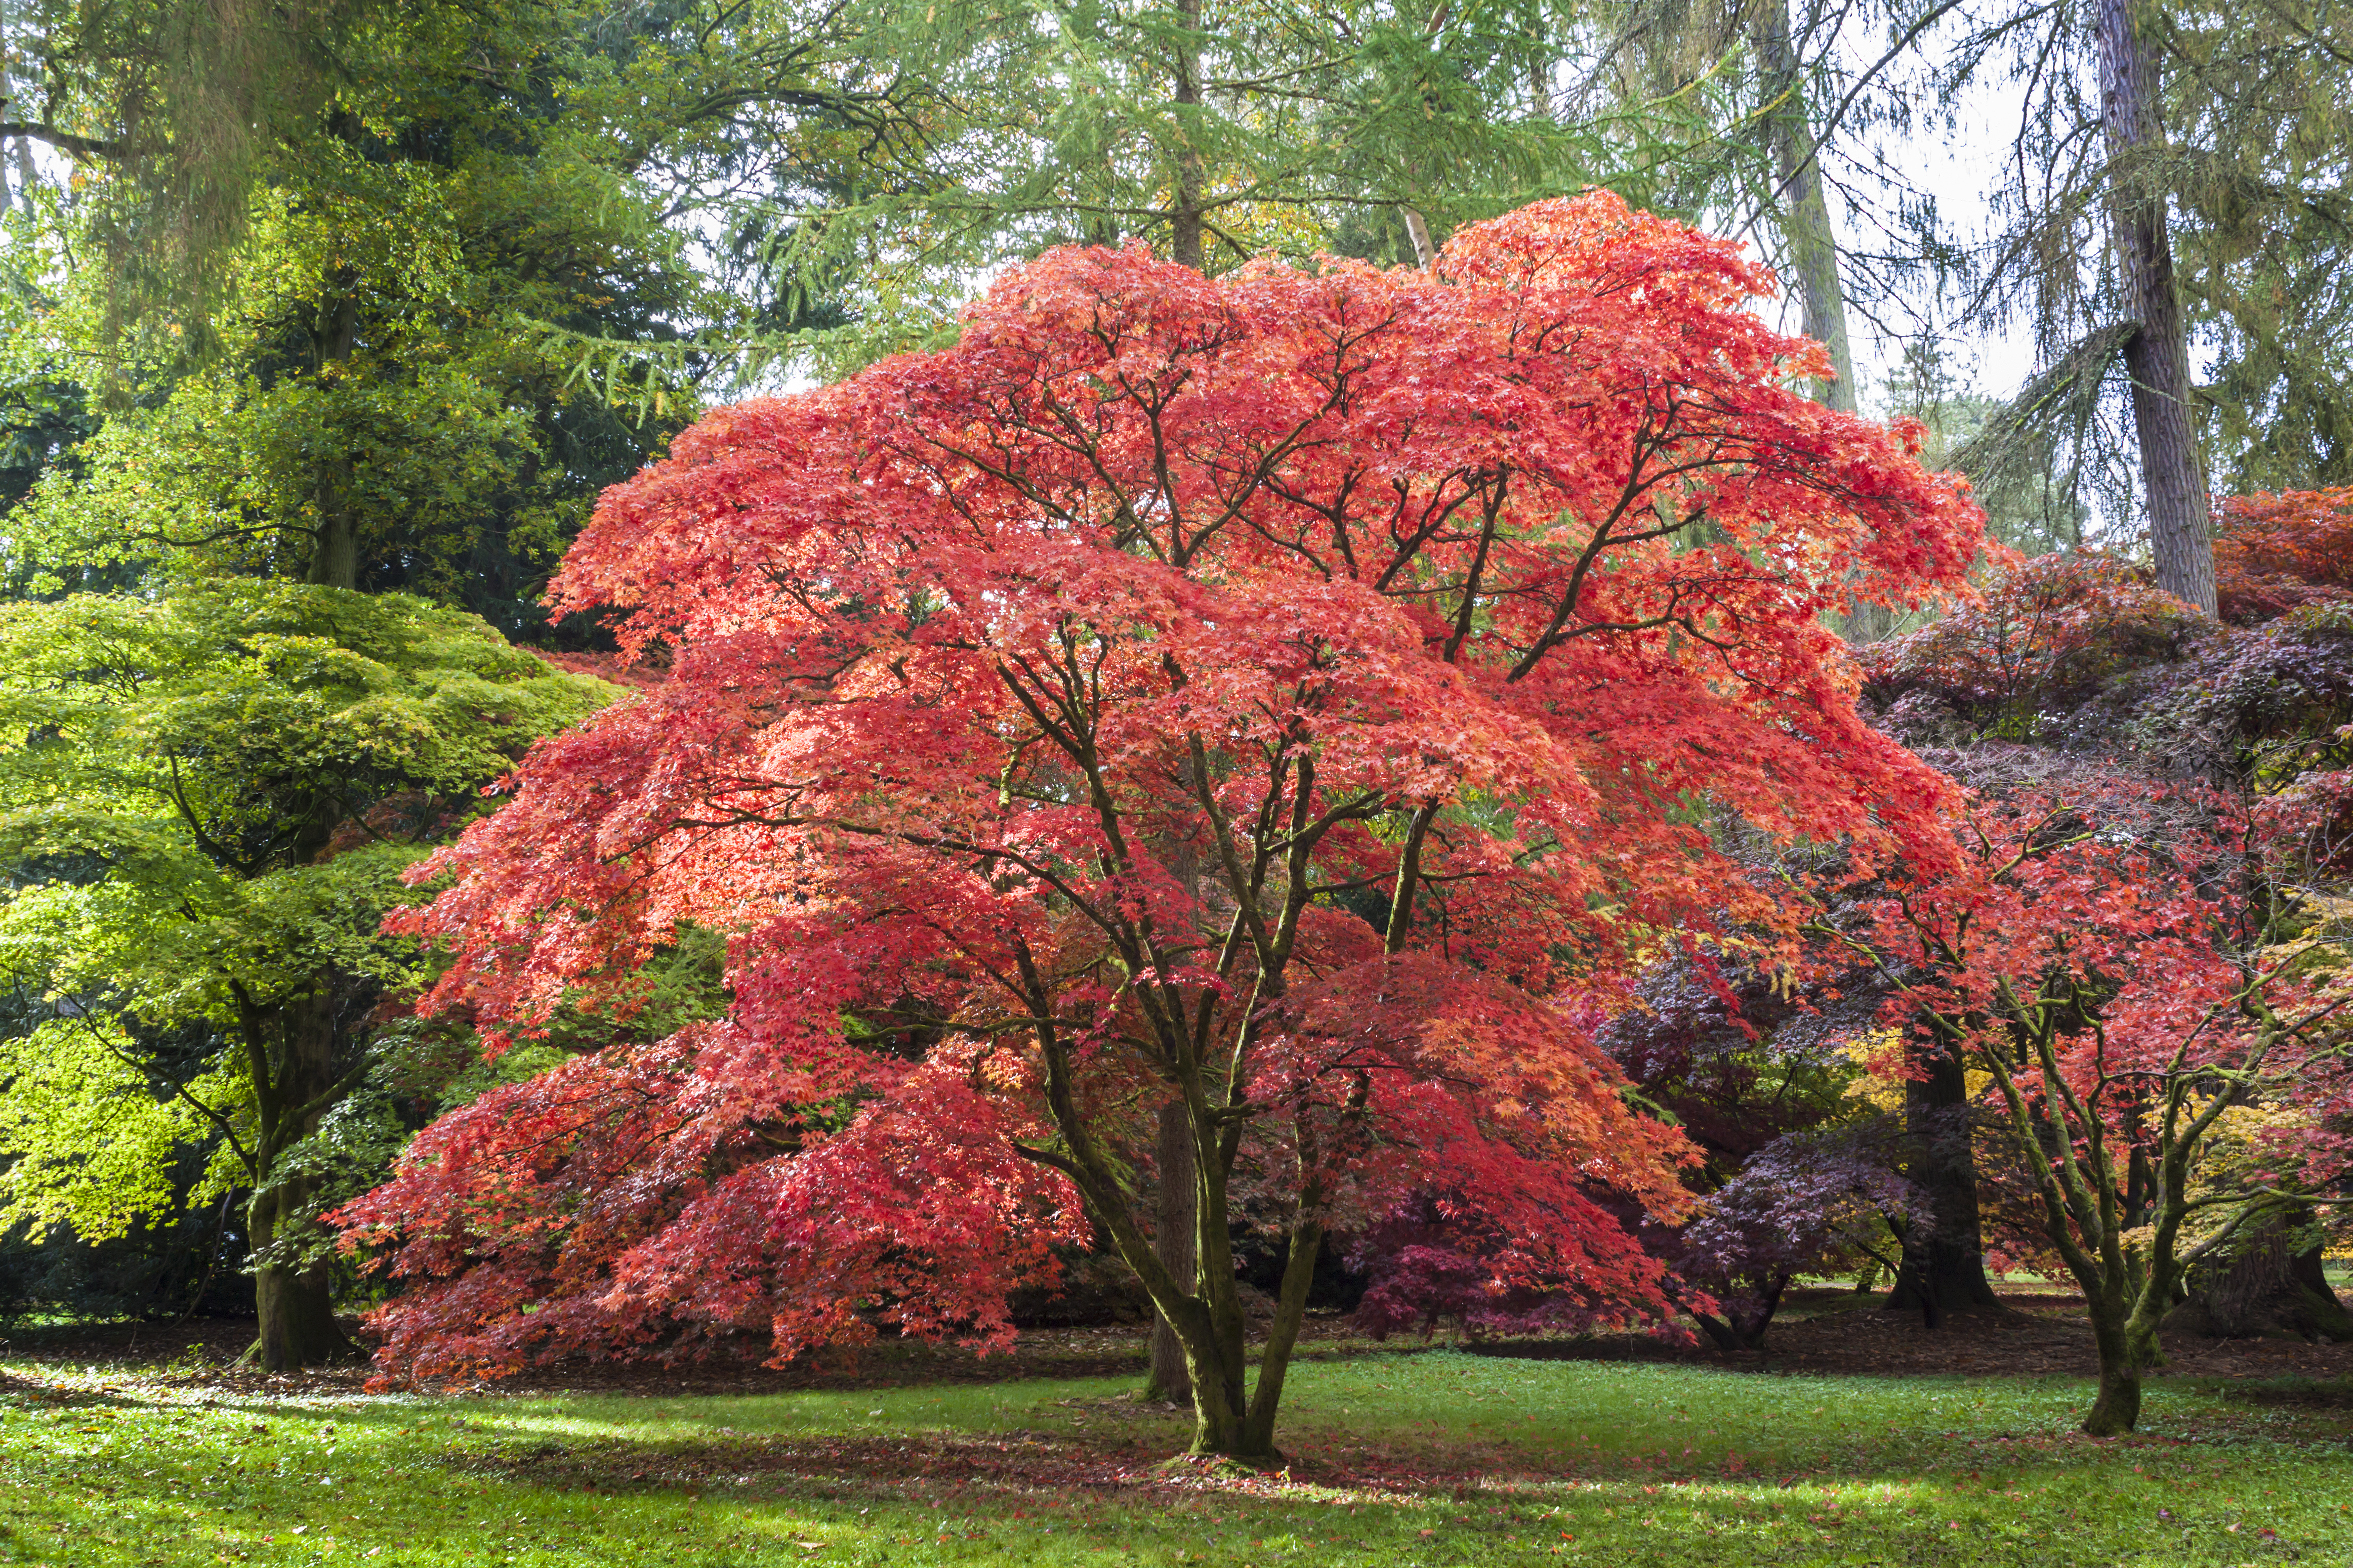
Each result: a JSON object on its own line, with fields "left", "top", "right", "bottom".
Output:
{"left": 1179, "top": 1340, "right": 1275, "bottom": 1460}
{"left": 2079, "top": 1278, "right": 2168, "bottom": 1435}
{"left": 1153, "top": 1201, "right": 1328, "bottom": 1462}
{"left": 1691, "top": 1275, "right": 1789, "bottom": 1350}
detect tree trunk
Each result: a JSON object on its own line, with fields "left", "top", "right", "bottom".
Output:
{"left": 246, "top": 1185, "right": 354, "bottom": 1371}
{"left": 2095, "top": 0, "right": 2215, "bottom": 615}
{"left": 1886, "top": 1040, "right": 2000, "bottom": 1315}
{"left": 1149, "top": 12, "right": 1207, "bottom": 1381}
{"left": 2165, "top": 1214, "right": 2353, "bottom": 1341}
{"left": 2082, "top": 1303, "right": 2143, "bottom": 1435}
{"left": 1156, "top": 1189, "right": 1324, "bottom": 1462}
{"left": 1691, "top": 1275, "right": 1789, "bottom": 1350}
{"left": 305, "top": 273, "right": 361, "bottom": 591}
{"left": 1745, "top": 0, "right": 1893, "bottom": 637}
{"left": 1146, "top": 1101, "right": 1198, "bottom": 1404}
{"left": 1748, "top": 0, "right": 1858, "bottom": 416}
{"left": 235, "top": 984, "right": 359, "bottom": 1370}
{"left": 2288, "top": 1241, "right": 2353, "bottom": 1340}
{"left": 1168, "top": 0, "right": 1206, "bottom": 271}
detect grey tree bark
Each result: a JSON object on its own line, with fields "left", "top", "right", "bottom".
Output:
{"left": 2094, "top": 0, "right": 2216, "bottom": 614}
{"left": 1748, "top": 0, "right": 1859, "bottom": 415}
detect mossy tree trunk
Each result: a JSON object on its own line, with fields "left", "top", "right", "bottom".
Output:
{"left": 232, "top": 983, "right": 365, "bottom": 1371}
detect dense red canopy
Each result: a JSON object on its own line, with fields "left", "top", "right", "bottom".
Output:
{"left": 342, "top": 193, "right": 1985, "bottom": 1421}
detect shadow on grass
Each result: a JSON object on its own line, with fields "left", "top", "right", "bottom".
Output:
{"left": 462, "top": 1428, "right": 1486, "bottom": 1507}
{"left": 2191, "top": 1373, "right": 2353, "bottom": 1408}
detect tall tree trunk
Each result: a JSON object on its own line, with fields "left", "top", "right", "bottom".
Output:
{"left": 1747, "top": 0, "right": 1891, "bottom": 641}
{"left": 2095, "top": 0, "right": 2215, "bottom": 615}
{"left": 1146, "top": 1101, "right": 1199, "bottom": 1404}
{"left": 1886, "top": 1038, "right": 2001, "bottom": 1315}
{"left": 234, "top": 986, "right": 357, "bottom": 1370}
{"left": 1144, "top": 7, "right": 1207, "bottom": 1401}
{"left": 1168, "top": 0, "right": 1206, "bottom": 270}
{"left": 305, "top": 272, "right": 360, "bottom": 591}
{"left": 3, "top": 45, "right": 38, "bottom": 219}
{"left": 1748, "top": 0, "right": 1858, "bottom": 416}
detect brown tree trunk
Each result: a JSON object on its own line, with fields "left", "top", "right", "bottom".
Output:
{"left": 1146, "top": 1101, "right": 1198, "bottom": 1404}
{"left": 1886, "top": 1038, "right": 2001, "bottom": 1315}
{"left": 234, "top": 986, "right": 359, "bottom": 1370}
{"left": 247, "top": 1186, "right": 355, "bottom": 1371}
{"left": 2165, "top": 1214, "right": 2353, "bottom": 1341}
{"left": 2095, "top": 0, "right": 2215, "bottom": 615}
{"left": 1148, "top": 17, "right": 1206, "bottom": 1392}
{"left": 1168, "top": 0, "right": 1206, "bottom": 271}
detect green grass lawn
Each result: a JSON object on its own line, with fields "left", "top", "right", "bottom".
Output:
{"left": 3, "top": 1348, "right": 2348, "bottom": 1567}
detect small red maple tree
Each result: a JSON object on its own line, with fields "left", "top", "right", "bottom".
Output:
{"left": 339, "top": 192, "right": 1984, "bottom": 1458}
{"left": 1832, "top": 786, "right": 2353, "bottom": 1435}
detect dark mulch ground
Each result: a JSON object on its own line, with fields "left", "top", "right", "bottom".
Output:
{"left": 5, "top": 1283, "right": 2349, "bottom": 1401}
{"left": 1503, "top": 1287, "right": 2353, "bottom": 1390}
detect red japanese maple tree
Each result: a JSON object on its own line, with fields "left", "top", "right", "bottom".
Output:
{"left": 1832, "top": 787, "right": 2353, "bottom": 1435}
{"left": 340, "top": 192, "right": 1985, "bottom": 1459}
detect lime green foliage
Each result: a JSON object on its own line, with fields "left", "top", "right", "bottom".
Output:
{"left": 0, "top": 1350, "right": 2347, "bottom": 1565}
{"left": 0, "top": 581, "right": 611, "bottom": 1322}
{"left": 0, "top": 1017, "right": 236, "bottom": 1240}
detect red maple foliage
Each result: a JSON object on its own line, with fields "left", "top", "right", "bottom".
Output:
{"left": 1833, "top": 785, "right": 2353, "bottom": 1435}
{"left": 2215, "top": 487, "right": 2353, "bottom": 625}
{"left": 1861, "top": 552, "right": 2208, "bottom": 733}
{"left": 339, "top": 191, "right": 1985, "bottom": 1458}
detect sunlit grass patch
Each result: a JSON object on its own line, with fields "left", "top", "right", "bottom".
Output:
{"left": 2, "top": 1347, "right": 2348, "bottom": 1565}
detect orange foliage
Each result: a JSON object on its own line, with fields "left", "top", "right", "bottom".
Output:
{"left": 2215, "top": 487, "right": 2353, "bottom": 625}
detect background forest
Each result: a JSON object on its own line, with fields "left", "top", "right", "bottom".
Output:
{"left": 0, "top": 0, "right": 2348, "bottom": 1462}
